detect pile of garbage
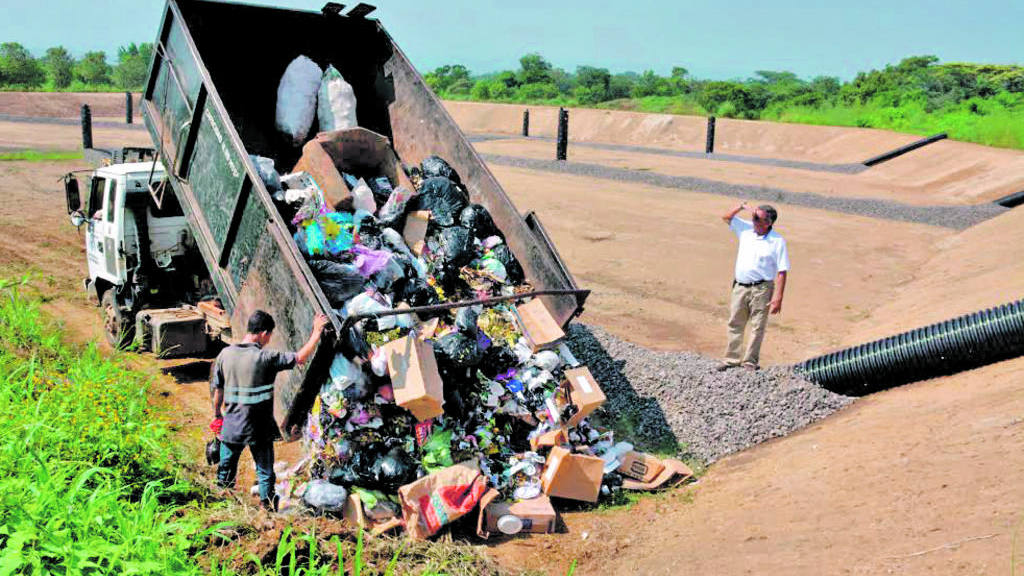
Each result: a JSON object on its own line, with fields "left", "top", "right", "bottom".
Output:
{"left": 254, "top": 56, "right": 693, "bottom": 539}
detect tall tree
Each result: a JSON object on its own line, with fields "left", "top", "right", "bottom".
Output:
{"left": 518, "top": 53, "right": 553, "bottom": 85}
{"left": 76, "top": 51, "right": 111, "bottom": 85}
{"left": 0, "top": 42, "right": 45, "bottom": 87}
{"left": 43, "top": 46, "right": 75, "bottom": 89}
{"left": 112, "top": 43, "right": 153, "bottom": 90}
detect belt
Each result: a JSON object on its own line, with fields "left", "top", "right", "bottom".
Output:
{"left": 734, "top": 279, "right": 770, "bottom": 288}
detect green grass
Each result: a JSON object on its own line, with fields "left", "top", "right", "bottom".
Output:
{"left": 0, "top": 149, "right": 84, "bottom": 162}
{"left": 0, "top": 278, "right": 507, "bottom": 575}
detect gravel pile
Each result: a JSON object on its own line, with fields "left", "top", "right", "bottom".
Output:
{"left": 482, "top": 154, "right": 1007, "bottom": 229}
{"left": 565, "top": 323, "right": 854, "bottom": 465}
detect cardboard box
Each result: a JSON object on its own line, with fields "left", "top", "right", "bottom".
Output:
{"left": 403, "top": 211, "right": 431, "bottom": 257}
{"left": 483, "top": 495, "right": 557, "bottom": 536}
{"left": 617, "top": 451, "right": 666, "bottom": 483}
{"left": 529, "top": 427, "right": 569, "bottom": 451}
{"left": 621, "top": 459, "right": 694, "bottom": 491}
{"left": 540, "top": 446, "right": 604, "bottom": 503}
{"left": 563, "top": 367, "right": 606, "bottom": 427}
{"left": 382, "top": 335, "right": 444, "bottom": 421}
{"left": 514, "top": 299, "right": 565, "bottom": 352}
{"left": 292, "top": 139, "right": 351, "bottom": 210}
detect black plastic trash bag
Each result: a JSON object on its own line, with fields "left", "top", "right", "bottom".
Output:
{"left": 369, "top": 446, "right": 418, "bottom": 491}
{"left": 459, "top": 204, "right": 498, "bottom": 239}
{"left": 434, "top": 332, "right": 482, "bottom": 367}
{"left": 480, "top": 343, "right": 517, "bottom": 377}
{"left": 421, "top": 155, "right": 460, "bottom": 184}
{"left": 407, "top": 177, "right": 467, "bottom": 227}
{"left": 400, "top": 277, "right": 441, "bottom": 310}
{"left": 433, "top": 226, "right": 473, "bottom": 268}
{"left": 490, "top": 244, "right": 524, "bottom": 283}
{"left": 308, "top": 260, "right": 366, "bottom": 307}
{"left": 455, "top": 307, "right": 478, "bottom": 334}
{"left": 329, "top": 463, "right": 361, "bottom": 486}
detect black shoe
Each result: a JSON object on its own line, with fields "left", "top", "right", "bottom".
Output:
{"left": 261, "top": 494, "right": 280, "bottom": 513}
{"left": 715, "top": 362, "right": 738, "bottom": 372}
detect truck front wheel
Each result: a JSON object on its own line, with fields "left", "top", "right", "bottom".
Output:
{"left": 101, "top": 290, "right": 135, "bottom": 350}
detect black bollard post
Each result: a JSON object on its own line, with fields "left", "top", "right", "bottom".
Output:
{"left": 522, "top": 109, "right": 529, "bottom": 137}
{"left": 81, "top": 104, "right": 93, "bottom": 150}
{"left": 125, "top": 91, "right": 133, "bottom": 124}
{"left": 705, "top": 116, "right": 716, "bottom": 154}
{"left": 556, "top": 108, "right": 568, "bottom": 161}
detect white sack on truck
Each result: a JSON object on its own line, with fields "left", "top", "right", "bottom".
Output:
{"left": 276, "top": 55, "right": 323, "bottom": 146}
{"left": 318, "top": 65, "right": 358, "bottom": 132}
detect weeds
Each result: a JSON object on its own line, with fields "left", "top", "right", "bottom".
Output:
{"left": 0, "top": 280, "right": 510, "bottom": 575}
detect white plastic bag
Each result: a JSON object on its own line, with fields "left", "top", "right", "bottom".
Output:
{"left": 275, "top": 55, "right": 323, "bottom": 146}
{"left": 249, "top": 155, "right": 281, "bottom": 191}
{"left": 318, "top": 65, "right": 358, "bottom": 132}
{"left": 351, "top": 179, "right": 377, "bottom": 214}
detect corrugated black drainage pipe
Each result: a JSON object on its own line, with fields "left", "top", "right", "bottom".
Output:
{"left": 796, "top": 298, "right": 1024, "bottom": 396}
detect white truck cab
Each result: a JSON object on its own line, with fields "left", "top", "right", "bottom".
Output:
{"left": 65, "top": 159, "right": 227, "bottom": 351}
{"left": 81, "top": 162, "right": 190, "bottom": 290}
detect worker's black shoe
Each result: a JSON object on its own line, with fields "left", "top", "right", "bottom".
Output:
{"left": 715, "top": 362, "right": 739, "bottom": 372}
{"left": 261, "top": 495, "right": 280, "bottom": 513}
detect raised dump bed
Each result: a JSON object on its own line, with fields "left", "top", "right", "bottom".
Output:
{"left": 141, "top": 0, "right": 584, "bottom": 436}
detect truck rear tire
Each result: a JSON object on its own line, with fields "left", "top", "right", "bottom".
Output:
{"left": 101, "top": 290, "right": 134, "bottom": 350}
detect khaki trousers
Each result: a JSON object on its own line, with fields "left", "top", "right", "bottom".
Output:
{"left": 724, "top": 281, "right": 774, "bottom": 366}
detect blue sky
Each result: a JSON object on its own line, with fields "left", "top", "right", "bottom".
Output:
{"left": 2, "top": 0, "right": 1022, "bottom": 80}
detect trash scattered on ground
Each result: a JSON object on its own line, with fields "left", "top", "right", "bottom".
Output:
{"left": 253, "top": 56, "right": 694, "bottom": 540}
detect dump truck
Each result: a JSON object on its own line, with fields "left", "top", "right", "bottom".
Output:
{"left": 62, "top": 0, "right": 587, "bottom": 439}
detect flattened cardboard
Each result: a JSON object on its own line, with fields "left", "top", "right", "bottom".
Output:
{"left": 621, "top": 459, "right": 694, "bottom": 491}
{"left": 563, "top": 367, "right": 605, "bottom": 427}
{"left": 403, "top": 211, "right": 431, "bottom": 257}
{"left": 514, "top": 299, "right": 565, "bottom": 352}
{"left": 342, "top": 493, "right": 367, "bottom": 528}
{"left": 617, "top": 451, "right": 666, "bottom": 483}
{"left": 293, "top": 139, "right": 350, "bottom": 210}
{"left": 382, "top": 335, "right": 444, "bottom": 421}
{"left": 540, "top": 446, "right": 603, "bottom": 503}
{"left": 530, "top": 427, "right": 569, "bottom": 451}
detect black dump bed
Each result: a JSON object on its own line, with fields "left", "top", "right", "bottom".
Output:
{"left": 142, "top": 0, "right": 584, "bottom": 437}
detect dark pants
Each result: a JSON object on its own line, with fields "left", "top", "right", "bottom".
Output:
{"left": 217, "top": 440, "right": 276, "bottom": 507}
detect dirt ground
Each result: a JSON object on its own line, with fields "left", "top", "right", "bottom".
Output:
{"left": 3, "top": 104, "right": 1024, "bottom": 575}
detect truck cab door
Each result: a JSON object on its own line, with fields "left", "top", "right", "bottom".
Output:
{"left": 87, "top": 177, "right": 127, "bottom": 285}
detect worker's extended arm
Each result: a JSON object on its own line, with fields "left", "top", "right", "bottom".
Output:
{"left": 722, "top": 201, "right": 748, "bottom": 224}
{"left": 295, "top": 313, "right": 331, "bottom": 365}
{"left": 770, "top": 270, "right": 787, "bottom": 314}
{"left": 212, "top": 387, "right": 223, "bottom": 419}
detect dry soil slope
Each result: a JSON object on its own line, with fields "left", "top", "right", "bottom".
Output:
{"left": 0, "top": 91, "right": 138, "bottom": 119}
{"left": 845, "top": 204, "right": 1024, "bottom": 346}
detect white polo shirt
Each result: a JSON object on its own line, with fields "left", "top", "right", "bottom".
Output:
{"left": 730, "top": 217, "right": 790, "bottom": 284}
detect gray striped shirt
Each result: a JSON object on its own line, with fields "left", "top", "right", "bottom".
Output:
{"left": 212, "top": 342, "right": 296, "bottom": 444}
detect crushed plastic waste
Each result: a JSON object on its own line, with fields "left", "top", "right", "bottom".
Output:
{"left": 257, "top": 137, "right": 691, "bottom": 538}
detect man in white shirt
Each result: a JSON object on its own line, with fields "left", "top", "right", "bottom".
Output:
{"left": 716, "top": 202, "right": 790, "bottom": 371}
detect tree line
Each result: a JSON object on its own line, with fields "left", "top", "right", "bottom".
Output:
{"left": 425, "top": 53, "right": 1024, "bottom": 121}
{"left": 0, "top": 42, "right": 153, "bottom": 91}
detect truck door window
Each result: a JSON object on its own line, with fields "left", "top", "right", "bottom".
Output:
{"left": 105, "top": 180, "right": 119, "bottom": 223}
{"left": 149, "top": 183, "right": 185, "bottom": 218}
{"left": 89, "top": 177, "right": 106, "bottom": 219}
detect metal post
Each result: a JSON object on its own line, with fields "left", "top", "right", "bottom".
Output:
{"left": 81, "top": 104, "right": 93, "bottom": 150}
{"left": 125, "top": 91, "right": 133, "bottom": 124}
{"left": 705, "top": 116, "right": 716, "bottom": 154}
{"left": 522, "top": 109, "right": 530, "bottom": 137}
{"left": 556, "top": 108, "right": 568, "bottom": 161}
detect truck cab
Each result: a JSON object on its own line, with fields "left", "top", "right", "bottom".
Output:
{"left": 65, "top": 161, "right": 225, "bottom": 351}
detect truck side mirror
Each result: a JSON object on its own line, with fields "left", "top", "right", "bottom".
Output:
{"left": 64, "top": 175, "right": 81, "bottom": 214}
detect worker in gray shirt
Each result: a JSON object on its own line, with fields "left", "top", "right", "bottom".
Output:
{"left": 211, "top": 309, "right": 329, "bottom": 510}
